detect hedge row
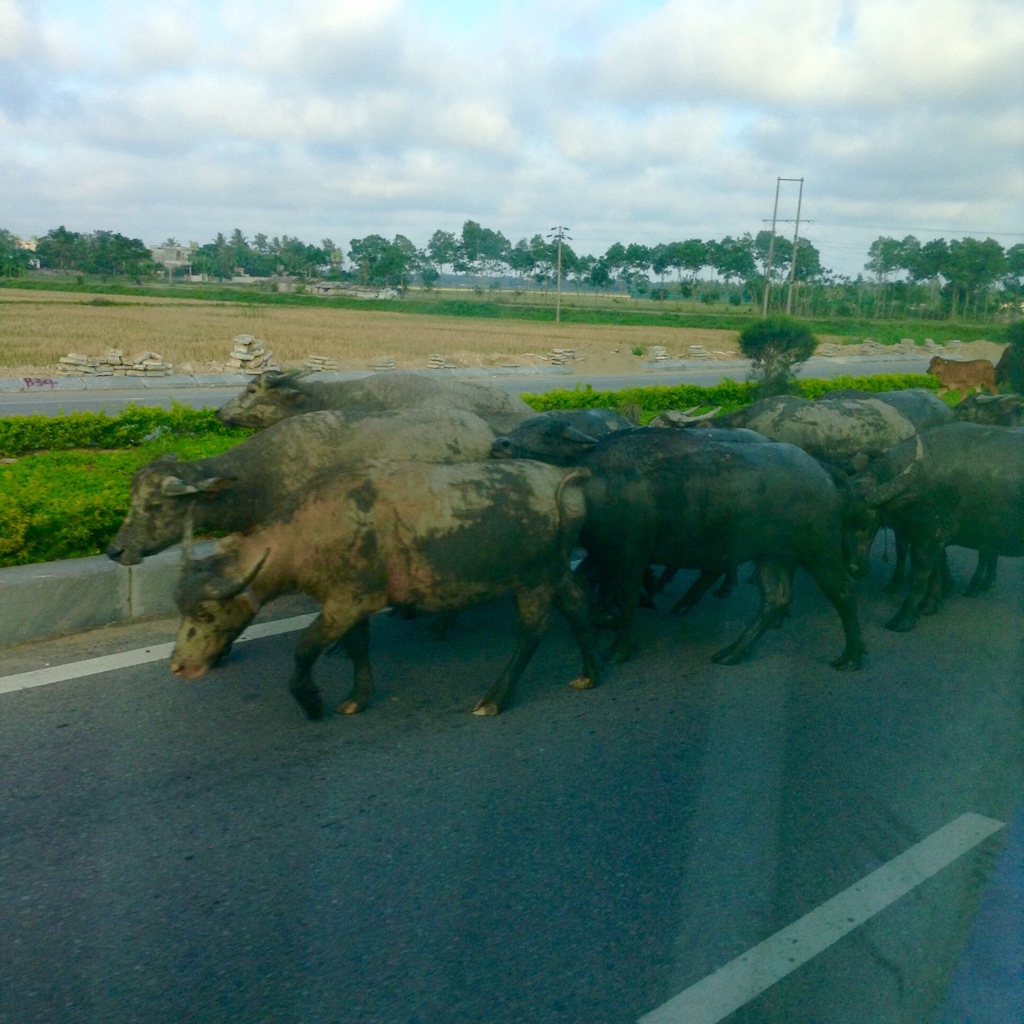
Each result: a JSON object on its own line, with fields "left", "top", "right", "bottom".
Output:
{"left": 0, "top": 374, "right": 940, "bottom": 568}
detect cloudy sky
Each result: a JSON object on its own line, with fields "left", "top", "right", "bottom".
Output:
{"left": 2, "top": 0, "right": 1022, "bottom": 277}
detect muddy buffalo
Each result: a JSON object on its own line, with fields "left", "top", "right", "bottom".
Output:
{"left": 519, "top": 428, "right": 865, "bottom": 670}
{"left": 849, "top": 423, "right": 1024, "bottom": 631}
{"left": 108, "top": 408, "right": 497, "bottom": 565}
{"left": 170, "top": 460, "right": 600, "bottom": 718}
{"left": 214, "top": 370, "right": 534, "bottom": 434}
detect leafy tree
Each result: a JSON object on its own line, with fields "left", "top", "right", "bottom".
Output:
{"left": 675, "top": 238, "right": 707, "bottom": 307}
{"left": 427, "top": 229, "right": 459, "bottom": 277}
{"left": 0, "top": 229, "right": 31, "bottom": 276}
{"left": 1003, "top": 243, "right": 1024, "bottom": 303}
{"left": 348, "top": 234, "right": 417, "bottom": 287}
{"left": 739, "top": 315, "right": 817, "bottom": 397}
{"left": 710, "top": 234, "right": 757, "bottom": 289}
{"left": 36, "top": 225, "right": 83, "bottom": 272}
{"left": 946, "top": 237, "right": 1005, "bottom": 318}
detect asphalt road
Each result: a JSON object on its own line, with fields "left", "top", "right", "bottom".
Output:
{"left": 0, "top": 353, "right": 932, "bottom": 417}
{"left": 2, "top": 542, "right": 1020, "bottom": 1024}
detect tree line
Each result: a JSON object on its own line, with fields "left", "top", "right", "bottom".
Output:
{"left": 3, "top": 222, "right": 1021, "bottom": 322}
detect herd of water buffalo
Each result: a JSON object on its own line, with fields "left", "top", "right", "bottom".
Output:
{"left": 104, "top": 366, "right": 1024, "bottom": 718}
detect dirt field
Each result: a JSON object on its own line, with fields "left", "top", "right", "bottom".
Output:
{"left": 0, "top": 288, "right": 1006, "bottom": 378}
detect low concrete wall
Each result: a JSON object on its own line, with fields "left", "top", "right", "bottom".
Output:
{"left": 0, "top": 544, "right": 207, "bottom": 646}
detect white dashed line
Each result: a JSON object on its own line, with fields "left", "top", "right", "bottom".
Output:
{"left": 0, "top": 614, "right": 317, "bottom": 694}
{"left": 639, "top": 812, "right": 1006, "bottom": 1024}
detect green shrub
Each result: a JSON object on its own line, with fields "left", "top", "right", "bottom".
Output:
{"left": 0, "top": 373, "right": 945, "bottom": 567}
{"left": 0, "top": 402, "right": 248, "bottom": 458}
{"left": 739, "top": 316, "right": 817, "bottom": 397}
{"left": 0, "top": 435, "right": 244, "bottom": 566}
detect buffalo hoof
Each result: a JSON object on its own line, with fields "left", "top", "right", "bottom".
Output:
{"left": 336, "top": 699, "right": 363, "bottom": 715}
{"left": 602, "top": 641, "right": 636, "bottom": 665}
{"left": 568, "top": 674, "right": 595, "bottom": 690}
{"left": 300, "top": 697, "right": 325, "bottom": 720}
{"left": 711, "top": 645, "right": 747, "bottom": 665}
{"left": 885, "top": 612, "right": 918, "bottom": 632}
{"left": 472, "top": 699, "right": 501, "bottom": 716}
{"left": 830, "top": 651, "right": 863, "bottom": 671}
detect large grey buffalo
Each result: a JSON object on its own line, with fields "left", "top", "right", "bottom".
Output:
{"left": 108, "top": 408, "right": 497, "bottom": 565}
{"left": 715, "top": 394, "right": 917, "bottom": 473}
{"left": 953, "top": 392, "right": 1022, "bottom": 427}
{"left": 170, "top": 460, "right": 600, "bottom": 718}
{"left": 498, "top": 427, "right": 865, "bottom": 670}
{"left": 848, "top": 423, "right": 1024, "bottom": 631}
{"left": 816, "top": 388, "right": 953, "bottom": 429}
{"left": 490, "top": 418, "right": 769, "bottom": 613}
{"left": 214, "top": 369, "right": 534, "bottom": 434}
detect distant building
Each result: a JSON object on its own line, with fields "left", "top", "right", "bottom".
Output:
{"left": 149, "top": 244, "right": 191, "bottom": 266}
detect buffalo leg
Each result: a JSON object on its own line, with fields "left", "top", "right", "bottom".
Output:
{"left": 805, "top": 561, "right": 865, "bottom": 670}
{"left": 886, "top": 542, "right": 942, "bottom": 632}
{"left": 711, "top": 561, "right": 792, "bottom": 665}
{"left": 335, "top": 617, "right": 374, "bottom": 715}
{"left": 883, "top": 531, "right": 909, "bottom": 594}
{"left": 473, "top": 588, "right": 551, "bottom": 716}
{"left": 552, "top": 574, "right": 602, "bottom": 692}
{"left": 670, "top": 569, "right": 726, "bottom": 614}
{"left": 713, "top": 565, "right": 738, "bottom": 599}
{"left": 964, "top": 551, "right": 998, "bottom": 596}
{"left": 288, "top": 614, "right": 332, "bottom": 719}
{"left": 604, "top": 563, "right": 649, "bottom": 664}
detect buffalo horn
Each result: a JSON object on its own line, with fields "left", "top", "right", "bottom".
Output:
{"left": 860, "top": 433, "right": 925, "bottom": 508}
{"left": 202, "top": 549, "right": 270, "bottom": 601}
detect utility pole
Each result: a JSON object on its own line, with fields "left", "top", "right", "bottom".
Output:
{"left": 786, "top": 177, "right": 804, "bottom": 315}
{"left": 761, "top": 181, "right": 781, "bottom": 316}
{"left": 761, "top": 177, "right": 807, "bottom": 316}
{"left": 548, "top": 226, "right": 571, "bottom": 323}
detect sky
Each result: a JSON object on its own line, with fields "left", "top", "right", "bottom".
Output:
{"left": 2, "top": 0, "right": 1022, "bottom": 278}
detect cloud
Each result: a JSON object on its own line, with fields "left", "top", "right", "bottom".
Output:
{"left": 0, "top": 0, "right": 1021, "bottom": 276}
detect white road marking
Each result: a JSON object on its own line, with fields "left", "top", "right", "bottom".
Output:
{"left": 0, "top": 614, "right": 317, "bottom": 695}
{"left": 639, "top": 812, "right": 1006, "bottom": 1024}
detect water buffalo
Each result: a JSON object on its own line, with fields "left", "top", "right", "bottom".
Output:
{"left": 490, "top": 420, "right": 768, "bottom": 613}
{"left": 952, "top": 392, "right": 1022, "bottom": 427}
{"left": 995, "top": 344, "right": 1024, "bottom": 392}
{"left": 552, "top": 429, "right": 866, "bottom": 669}
{"left": 170, "top": 460, "right": 600, "bottom": 718}
{"left": 214, "top": 369, "right": 534, "bottom": 434}
{"left": 714, "top": 395, "right": 917, "bottom": 473}
{"left": 927, "top": 356, "right": 998, "bottom": 401}
{"left": 849, "top": 423, "right": 1024, "bottom": 631}
{"left": 489, "top": 408, "right": 635, "bottom": 463}
{"left": 817, "top": 388, "right": 953, "bottom": 430}
{"left": 108, "top": 408, "right": 497, "bottom": 565}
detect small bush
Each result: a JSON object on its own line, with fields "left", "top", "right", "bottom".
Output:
{"left": 739, "top": 316, "right": 817, "bottom": 398}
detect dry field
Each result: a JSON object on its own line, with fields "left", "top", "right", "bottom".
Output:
{"left": 0, "top": 289, "right": 743, "bottom": 378}
{"left": 0, "top": 288, "right": 1006, "bottom": 378}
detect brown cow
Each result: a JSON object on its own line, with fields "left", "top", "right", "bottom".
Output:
{"left": 927, "top": 355, "right": 998, "bottom": 401}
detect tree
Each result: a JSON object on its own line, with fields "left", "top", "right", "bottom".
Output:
{"left": 427, "top": 229, "right": 459, "bottom": 278}
{"left": 36, "top": 225, "right": 83, "bottom": 272}
{"left": 674, "top": 238, "right": 707, "bottom": 307}
{"left": 0, "top": 229, "right": 31, "bottom": 276}
{"left": 347, "top": 234, "right": 417, "bottom": 287}
{"left": 739, "top": 315, "right": 817, "bottom": 397}
{"left": 710, "top": 234, "right": 757, "bottom": 291}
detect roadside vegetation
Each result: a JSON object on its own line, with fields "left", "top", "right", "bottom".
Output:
{"left": 1, "top": 372, "right": 939, "bottom": 569}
